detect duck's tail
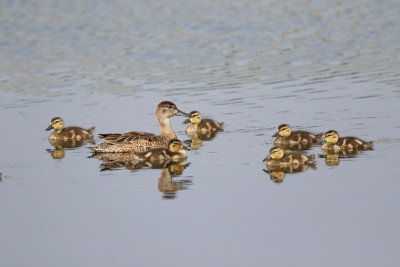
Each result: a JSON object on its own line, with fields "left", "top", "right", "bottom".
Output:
{"left": 314, "top": 132, "right": 324, "bottom": 143}
{"left": 364, "top": 141, "right": 374, "bottom": 150}
{"left": 88, "top": 126, "right": 96, "bottom": 135}
{"left": 217, "top": 122, "right": 224, "bottom": 131}
{"left": 308, "top": 153, "right": 317, "bottom": 163}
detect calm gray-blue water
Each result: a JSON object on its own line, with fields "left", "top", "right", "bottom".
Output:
{"left": 1, "top": 0, "right": 400, "bottom": 266}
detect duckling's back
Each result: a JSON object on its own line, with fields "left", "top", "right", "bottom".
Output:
{"left": 50, "top": 126, "right": 95, "bottom": 140}
{"left": 275, "top": 130, "right": 322, "bottom": 145}
{"left": 198, "top": 119, "right": 224, "bottom": 133}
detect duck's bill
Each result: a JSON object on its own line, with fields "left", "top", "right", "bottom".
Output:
{"left": 176, "top": 109, "right": 190, "bottom": 117}
{"left": 262, "top": 155, "right": 271, "bottom": 162}
{"left": 45, "top": 125, "right": 54, "bottom": 131}
{"left": 183, "top": 144, "right": 191, "bottom": 151}
{"left": 182, "top": 118, "right": 191, "bottom": 124}
{"left": 272, "top": 132, "right": 279, "bottom": 138}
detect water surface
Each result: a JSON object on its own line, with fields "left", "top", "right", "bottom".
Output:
{"left": 1, "top": 0, "right": 400, "bottom": 266}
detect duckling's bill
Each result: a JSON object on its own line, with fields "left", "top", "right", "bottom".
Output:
{"left": 272, "top": 132, "right": 279, "bottom": 138}
{"left": 262, "top": 155, "right": 271, "bottom": 162}
{"left": 45, "top": 124, "right": 54, "bottom": 131}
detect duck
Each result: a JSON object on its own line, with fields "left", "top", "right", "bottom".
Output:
{"left": 45, "top": 117, "right": 95, "bottom": 141}
{"left": 183, "top": 110, "right": 224, "bottom": 135}
{"left": 272, "top": 124, "right": 323, "bottom": 146}
{"left": 322, "top": 130, "right": 373, "bottom": 153}
{"left": 91, "top": 101, "right": 189, "bottom": 153}
{"left": 134, "top": 139, "right": 189, "bottom": 167}
{"left": 263, "top": 147, "right": 316, "bottom": 168}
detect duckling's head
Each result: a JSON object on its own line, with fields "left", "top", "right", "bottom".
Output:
{"left": 168, "top": 139, "right": 190, "bottom": 153}
{"left": 272, "top": 124, "right": 291, "bottom": 138}
{"left": 156, "top": 101, "right": 189, "bottom": 118}
{"left": 324, "top": 130, "right": 339, "bottom": 144}
{"left": 263, "top": 147, "right": 285, "bottom": 161}
{"left": 183, "top": 111, "right": 202, "bottom": 124}
{"left": 46, "top": 117, "right": 64, "bottom": 131}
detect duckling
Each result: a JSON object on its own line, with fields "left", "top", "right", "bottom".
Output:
{"left": 183, "top": 111, "right": 224, "bottom": 135}
{"left": 263, "top": 147, "right": 316, "bottom": 168}
{"left": 272, "top": 124, "right": 323, "bottom": 146}
{"left": 91, "top": 101, "right": 189, "bottom": 153}
{"left": 322, "top": 130, "right": 373, "bottom": 153}
{"left": 134, "top": 139, "right": 189, "bottom": 167}
{"left": 46, "top": 117, "right": 95, "bottom": 141}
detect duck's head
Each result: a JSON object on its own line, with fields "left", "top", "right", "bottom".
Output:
{"left": 263, "top": 147, "right": 285, "bottom": 161}
{"left": 46, "top": 117, "right": 64, "bottom": 131}
{"left": 272, "top": 124, "right": 291, "bottom": 138}
{"left": 156, "top": 101, "right": 189, "bottom": 118}
{"left": 168, "top": 139, "right": 190, "bottom": 153}
{"left": 324, "top": 130, "right": 339, "bottom": 144}
{"left": 183, "top": 111, "right": 202, "bottom": 124}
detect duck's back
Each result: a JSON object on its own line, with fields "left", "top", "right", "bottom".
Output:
{"left": 337, "top": 137, "right": 373, "bottom": 150}
{"left": 93, "top": 131, "right": 172, "bottom": 153}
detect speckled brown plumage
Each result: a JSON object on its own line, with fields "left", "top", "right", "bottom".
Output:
{"left": 91, "top": 101, "right": 189, "bottom": 153}
{"left": 46, "top": 117, "right": 95, "bottom": 141}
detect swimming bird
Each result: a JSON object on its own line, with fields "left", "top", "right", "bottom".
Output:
{"left": 263, "top": 147, "right": 316, "bottom": 168}
{"left": 272, "top": 124, "right": 323, "bottom": 146}
{"left": 91, "top": 101, "right": 189, "bottom": 153}
{"left": 322, "top": 130, "right": 373, "bottom": 153}
{"left": 183, "top": 110, "right": 224, "bottom": 135}
{"left": 134, "top": 139, "right": 188, "bottom": 167}
{"left": 45, "top": 117, "right": 95, "bottom": 141}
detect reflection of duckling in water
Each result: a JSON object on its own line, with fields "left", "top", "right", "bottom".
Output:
{"left": 46, "top": 117, "right": 95, "bottom": 141}
{"left": 47, "top": 139, "right": 95, "bottom": 159}
{"left": 158, "top": 164, "right": 192, "bottom": 199}
{"left": 134, "top": 139, "right": 188, "bottom": 167}
{"left": 322, "top": 130, "right": 373, "bottom": 153}
{"left": 263, "top": 147, "right": 316, "bottom": 168}
{"left": 0, "top": 173, "right": 2, "bottom": 182}
{"left": 263, "top": 159, "right": 316, "bottom": 183}
{"left": 272, "top": 124, "right": 323, "bottom": 147}
{"left": 319, "top": 149, "right": 361, "bottom": 166}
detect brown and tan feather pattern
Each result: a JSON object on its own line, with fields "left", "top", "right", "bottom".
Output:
{"left": 91, "top": 101, "right": 188, "bottom": 153}
{"left": 46, "top": 117, "right": 95, "bottom": 141}
{"left": 322, "top": 130, "right": 373, "bottom": 152}
{"left": 273, "top": 124, "right": 323, "bottom": 146}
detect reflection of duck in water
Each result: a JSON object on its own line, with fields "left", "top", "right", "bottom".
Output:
{"left": 91, "top": 101, "right": 189, "bottom": 153}
{"left": 272, "top": 124, "right": 323, "bottom": 148}
{"left": 322, "top": 130, "right": 373, "bottom": 153}
{"left": 183, "top": 111, "right": 223, "bottom": 147}
{"left": 158, "top": 164, "right": 192, "bottom": 199}
{"left": 46, "top": 117, "right": 95, "bottom": 141}
{"left": 0, "top": 173, "right": 2, "bottom": 182}
{"left": 91, "top": 139, "right": 188, "bottom": 171}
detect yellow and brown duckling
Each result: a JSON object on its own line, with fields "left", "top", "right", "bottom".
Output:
{"left": 272, "top": 124, "right": 323, "bottom": 146}
{"left": 322, "top": 130, "right": 373, "bottom": 153}
{"left": 263, "top": 147, "right": 316, "bottom": 168}
{"left": 183, "top": 111, "right": 224, "bottom": 135}
{"left": 134, "top": 139, "right": 189, "bottom": 167}
{"left": 46, "top": 117, "right": 95, "bottom": 141}
{"left": 91, "top": 101, "right": 189, "bottom": 153}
